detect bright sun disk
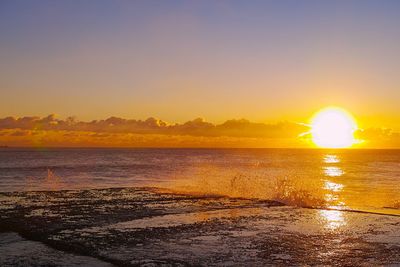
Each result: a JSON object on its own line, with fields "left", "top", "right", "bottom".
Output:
{"left": 311, "top": 107, "right": 357, "bottom": 148}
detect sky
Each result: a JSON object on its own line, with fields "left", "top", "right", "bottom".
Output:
{"left": 0, "top": 0, "right": 399, "bottom": 147}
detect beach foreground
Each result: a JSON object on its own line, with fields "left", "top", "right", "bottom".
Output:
{"left": 1, "top": 187, "right": 400, "bottom": 266}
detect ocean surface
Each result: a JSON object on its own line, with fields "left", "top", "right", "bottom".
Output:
{"left": 0, "top": 148, "right": 399, "bottom": 215}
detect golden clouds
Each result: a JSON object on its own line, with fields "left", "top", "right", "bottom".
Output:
{"left": 0, "top": 115, "right": 398, "bottom": 148}
{"left": 0, "top": 115, "right": 307, "bottom": 138}
{"left": 0, "top": 129, "right": 304, "bottom": 148}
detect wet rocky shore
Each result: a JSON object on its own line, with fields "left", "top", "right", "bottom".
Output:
{"left": 1, "top": 187, "right": 400, "bottom": 266}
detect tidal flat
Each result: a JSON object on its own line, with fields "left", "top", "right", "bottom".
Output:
{"left": 1, "top": 187, "right": 400, "bottom": 266}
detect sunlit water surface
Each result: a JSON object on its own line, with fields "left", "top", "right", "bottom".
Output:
{"left": 0, "top": 148, "right": 399, "bottom": 215}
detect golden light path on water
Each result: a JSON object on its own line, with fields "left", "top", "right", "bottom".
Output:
{"left": 319, "top": 153, "right": 347, "bottom": 230}
{"left": 319, "top": 210, "right": 346, "bottom": 230}
{"left": 324, "top": 167, "right": 344, "bottom": 177}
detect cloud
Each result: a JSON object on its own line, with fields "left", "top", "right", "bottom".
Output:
{"left": 0, "top": 115, "right": 398, "bottom": 148}
{"left": 355, "top": 128, "right": 395, "bottom": 140}
{"left": 354, "top": 128, "right": 400, "bottom": 148}
{"left": 10, "top": 130, "right": 30, "bottom": 136}
{"left": 0, "top": 115, "right": 307, "bottom": 138}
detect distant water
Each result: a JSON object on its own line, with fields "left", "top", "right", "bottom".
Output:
{"left": 0, "top": 148, "right": 399, "bottom": 215}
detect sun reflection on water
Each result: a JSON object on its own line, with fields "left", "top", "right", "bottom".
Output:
{"left": 318, "top": 210, "right": 346, "bottom": 230}
{"left": 324, "top": 154, "right": 340, "bottom": 164}
{"left": 324, "top": 166, "right": 344, "bottom": 177}
{"left": 324, "top": 181, "right": 343, "bottom": 192}
{"left": 323, "top": 154, "right": 344, "bottom": 177}
{"left": 319, "top": 154, "right": 347, "bottom": 229}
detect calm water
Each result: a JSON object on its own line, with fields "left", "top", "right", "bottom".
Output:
{"left": 0, "top": 148, "right": 399, "bottom": 214}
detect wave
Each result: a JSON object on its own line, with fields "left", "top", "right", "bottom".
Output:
{"left": 163, "top": 165, "right": 400, "bottom": 217}
{"left": 165, "top": 165, "right": 327, "bottom": 209}
{"left": 385, "top": 201, "right": 400, "bottom": 210}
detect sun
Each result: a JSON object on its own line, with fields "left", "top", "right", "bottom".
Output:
{"left": 310, "top": 107, "right": 358, "bottom": 148}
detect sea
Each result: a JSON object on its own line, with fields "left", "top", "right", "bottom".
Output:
{"left": 0, "top": 148, "right": 399, "bottom": 215}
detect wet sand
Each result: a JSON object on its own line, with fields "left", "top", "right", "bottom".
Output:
{"left": 1, "top": 187, "right": 400, "bottom": 266}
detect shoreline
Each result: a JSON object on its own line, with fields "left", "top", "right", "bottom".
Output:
{"left": 2, "top": 186, "right": 399, "bottom": 217}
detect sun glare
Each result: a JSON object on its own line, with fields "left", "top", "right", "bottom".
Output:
{"left": 311, "top": 107, "right": 357, "bottom": 148}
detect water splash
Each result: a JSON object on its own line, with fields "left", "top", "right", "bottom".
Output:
{"left": 392, "top": 201, "right": 400, "bottom": 209}
{"left": 24, "top": 169, "right": 65, "bottom": 191}
{"left": 166, "top": 165, "right": 327, "bottom": 208}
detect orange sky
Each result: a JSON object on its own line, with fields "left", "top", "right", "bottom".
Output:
{"left": 0, "top": 1, "right": 399, "bottom": 147}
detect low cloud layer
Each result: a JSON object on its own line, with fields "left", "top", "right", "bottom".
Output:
{"left": 0, "top": 115, "right": 398, "bottom": 148}
{"left": 0, "top": 115, "right": 307, "bottom": 138}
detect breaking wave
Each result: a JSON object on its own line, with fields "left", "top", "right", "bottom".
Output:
{"left": 167, "top": 165, "right": 327, "bottom": 208}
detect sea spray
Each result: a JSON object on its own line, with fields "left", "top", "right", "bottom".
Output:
{"left": 2, "top": 148, "right": 398, "bottom": 215}
{"left": 165, "top": 164, "right": 328, "bottom": 208}
{"left": 24, "top": 169, "right": 65, "bottom": 192}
